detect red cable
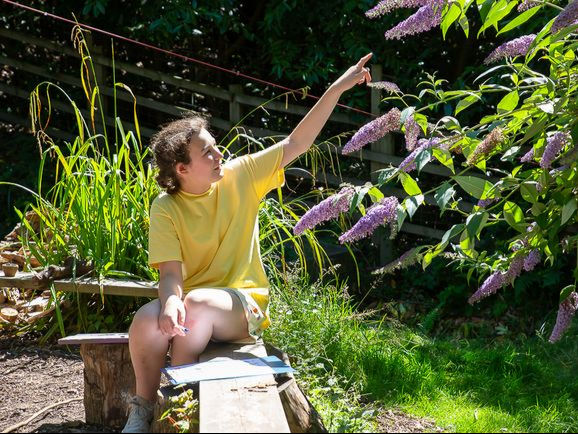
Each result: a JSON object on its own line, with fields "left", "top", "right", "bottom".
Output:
{"left": 2, "top": 0, "right": 375, "bottom": 118}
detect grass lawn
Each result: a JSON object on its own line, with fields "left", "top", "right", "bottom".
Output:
{"left": 266, "top": 276, "right": 578, "bottom": 433}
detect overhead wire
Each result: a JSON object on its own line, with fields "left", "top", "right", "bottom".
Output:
{"left": 2, "top": 0, "right": 375, "bottom": 118}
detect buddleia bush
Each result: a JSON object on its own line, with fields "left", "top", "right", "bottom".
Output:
{"left": 295, "top": 0, "right": 578, "bottom": 341}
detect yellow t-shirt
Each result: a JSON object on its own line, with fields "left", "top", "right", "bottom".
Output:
{"left": 148, "top": 144, "right": 285, "bottom": 309}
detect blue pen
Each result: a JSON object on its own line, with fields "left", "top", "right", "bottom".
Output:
{"left": 179, "top": 325, "right": 189, "bottom": 333}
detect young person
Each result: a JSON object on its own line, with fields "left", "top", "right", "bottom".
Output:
{"left": 122, "top": 53, "right": 372, "bottom": 433}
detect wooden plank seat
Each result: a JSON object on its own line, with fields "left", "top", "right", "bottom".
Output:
{"left": 58, "top": 333, "right": 325, "bottom": 433}
{"left": 0, "top": 271, "right": 159, "bottom": 297}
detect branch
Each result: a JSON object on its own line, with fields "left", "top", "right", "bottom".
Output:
{"left": 1, "top": 397, "right": 83, "bottom": 433}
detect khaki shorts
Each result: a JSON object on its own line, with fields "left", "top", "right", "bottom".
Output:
{"left": 219, "top": 288, "right": 271, "bottom": 339}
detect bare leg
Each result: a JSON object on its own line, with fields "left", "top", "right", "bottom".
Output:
{"left": 128, "top": 299, "right": 170, "bottom": 401}
{"left": 170, "top": 288, "right": 250, "bottom": 366}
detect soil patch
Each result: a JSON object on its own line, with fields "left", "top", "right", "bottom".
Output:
{"left": 0, "top": 334, "right": 112, "bottom": 433}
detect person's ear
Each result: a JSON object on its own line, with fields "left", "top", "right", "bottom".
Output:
{"left": 176, "top": 162, "right": 188, "bottom": 175}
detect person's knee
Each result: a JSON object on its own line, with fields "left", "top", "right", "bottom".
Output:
{"left": 130, "top": 300, "right": 161, "bottom": 334}
{"left": 183, "top": 290, "right": 218, "bottom": 314}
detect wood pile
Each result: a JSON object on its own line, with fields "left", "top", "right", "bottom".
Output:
{"left": 0, "top": 212, "right": 93, "bottom": 327}
{"left": 0, "top": 286, "right": 55, "bottom": 326}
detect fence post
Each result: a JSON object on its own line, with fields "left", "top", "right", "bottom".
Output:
{"left": 370, "top": 64, "right": 394, "bottom": 265}
{"left": 228, "top": 84, "right": 243, "bottom": 154}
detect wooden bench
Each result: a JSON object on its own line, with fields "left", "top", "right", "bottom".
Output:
{"left": 58, "top": 333, "right": 324, "bottom": 433}
{"left": 2, "top": 271, "right": 325, "bottom": 432}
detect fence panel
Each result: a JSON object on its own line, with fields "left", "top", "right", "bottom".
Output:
{"left": 0, "top": 27, "right": 470, "bottom": 244}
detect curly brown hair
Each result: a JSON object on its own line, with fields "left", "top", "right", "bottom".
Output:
{"left": 149, "top": 114, "right": 209, "bottom": 194}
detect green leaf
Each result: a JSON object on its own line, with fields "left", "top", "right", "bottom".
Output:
{"left": 531, "top": 202, "right": 546, "bottom": 217}
{"left": 455, "top": 94, "right": 481, "bottom": 115}
{"left": 497, "top": 90, "right": 519, "bottom": 113}
{"left": 440, "top": 223, "right": 465, "bottom": 248}
{"left": 377, "top": 167, "right": 398, "bottom": 184}
{"left": 399, "top": 172, "right": 422, "bottom": 196}
{"left": 477, "top": 0, "right": 517, "bottom": 36}
{"left": 453, "top": 176, "right": 493, "bottom": 200}
{"left": 404, "top": 195, "right": 424, "bottom": 219}
{"left": 350, "top": 185, "right": 371, "bottom": 213}
{"left": 458, "top": 13, "right": 470, "bottom": 37}
{"left": 520, "top": 182, "right": 540, "bottom": 204}
{"left": 537, "top": 101, "right": 554, "bottom": 114}
{"left": 434, "top": 182, "right": 455, "bottom": 212}
{"left": 560, "top": 284, "right": 576, "bottom": 304}
{"left": 441, "top": 2, "right": 462, "bottom": 38}
{"left": 561, "top": 197, "right": 577, "bottom": 225}
{"left": 400, "top": 107, "right": 416, "bottom": 125}
{"left": 522, "top": 117, "right": 547, "bottom": 144}
{"left": 433, "top": 148, "right": 455, "bottom": 173}
{"left": 503, "top": 201, "right": 525, "bottom": 232}
{"left": 497, "top": 6, "right": 540, "bottom": 35}
{"left": 413, "top": 113, "right": 429, "bottom": 133}
{"left": 368, "top": 186, "right": 385, "bottom": 203}
{"left": 396, "top": 204, "right": 407, "bottom": 231}
{"left": 459, "top": 230, "right": 477, "bottom": 258}
{"left": 466, "top": 211, "right": 489, "bottom": 240}
{"left": 415, "top": 148, "right": 433, "bottom": 173}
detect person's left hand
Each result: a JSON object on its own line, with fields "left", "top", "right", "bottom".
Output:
{"left": 331, "top": 53, "right": 373, "bottom": 93}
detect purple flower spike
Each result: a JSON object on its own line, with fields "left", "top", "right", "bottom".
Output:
{"left": 541, "top": 132, "right": 571, "bottom": 169}
{"left": 549, "top": 291, "right": 578, "bottom": 343}
{"left": 477, "top": 197, "right": 497, "bottom": 208}
{"left": 520, "top": 148, "right": 535, "bottom": 163}
{"left": 484, "top": 34, "right": 536, "bottom": 65}
{"left": 366, "top": 0, "right": 429, "bottom": 19}
{"left": 469, "top": 256, "right": 525, "bottom": 304}
{"left": 552, "top": 0, "right": 578, "bottom": 34}
{"left": 469, "top": 271, "right": 507, "bottom": 304}
{"left": 343, "top": 108, "right": 401, "bottom": 154}
{"left": 367, "top": 81, "right": 402, "bottom": 93}
{"left": 398, "top": 137, "right": 440, "bottom": 172}
{"left": 404, "top": 115, "right": 421, "bottom": 151}
{"left": 374, "top": 248, "right": 420, "bottom": 274}
{"left": 339, "top": 197, "right": 399, "bottom": 243}
{"left": 467, "top": 128, "right": 505, "bottom": 165}
{"left": 523, "top": 249, "right": 541, "bottom": 272}
{"left": 293, "top": 187, "right": 354, "bottom": 235}
{"left": 504, "top": 255, "right": 524, "bottom": 284}
{"left": 518, "top": 0, "right": 539, "bottom": 12}
{"left": 384, "top": 1, "right": 445, "bottom": 40}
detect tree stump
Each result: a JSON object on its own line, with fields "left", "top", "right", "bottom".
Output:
{"left": 80, "top": 343, "right": 135, "bottom": 429}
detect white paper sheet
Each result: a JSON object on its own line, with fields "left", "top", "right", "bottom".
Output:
{"left": 162, "top": 355, "right": 295, "bottom": 384}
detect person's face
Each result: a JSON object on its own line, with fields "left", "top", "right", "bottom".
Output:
{"left": 176, "top": 128, "right": 224, "bottom": 191}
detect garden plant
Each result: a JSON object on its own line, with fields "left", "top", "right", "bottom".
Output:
{"left": 296, "top": 0, "right": 578, "bottom": 343}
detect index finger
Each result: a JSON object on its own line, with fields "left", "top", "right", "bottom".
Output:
{"left": 356, "top": 53, "right": 373, "bottom": 68}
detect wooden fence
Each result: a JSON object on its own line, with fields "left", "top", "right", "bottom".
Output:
{"left": 0, "top": 27, "right": 465, "bottom": 247}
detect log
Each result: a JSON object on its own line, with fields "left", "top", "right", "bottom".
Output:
{"left": 79, "top": 343, "right": 135, "bottom": 429}
{"left": 0, "top": 307, "right": 18, "bottom": 322}
{"left": 266, "top": 344, "right": 327, "bottom": 433}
